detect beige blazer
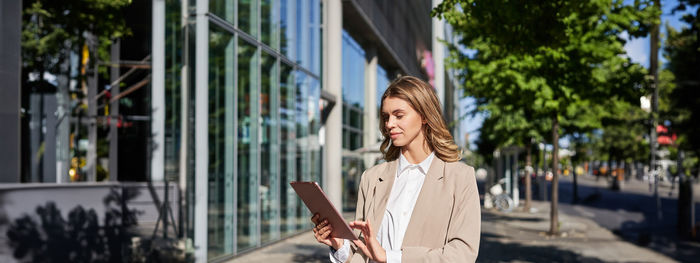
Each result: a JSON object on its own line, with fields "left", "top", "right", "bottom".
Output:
{"left": 347, "top": 157, "right": 481, "bottom": 263}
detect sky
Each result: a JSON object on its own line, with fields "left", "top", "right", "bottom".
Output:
{"left": 458, "top": 0, "right": 697, "bottom": 150}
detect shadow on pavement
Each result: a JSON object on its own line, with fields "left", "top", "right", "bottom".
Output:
{"left": 287, "top": 233, "right": 607, "bottom": 263}
{"left": 551, "top": 178, "right": 700, "bottom": 262}
{"left": 288, "top": 244, "right": 328, "bottom": 263}
{"left": 483, "top": 212, "right": 545, "bottom": 223}
{"left": 478, "top": 234, "right": 604, "bottom": 263}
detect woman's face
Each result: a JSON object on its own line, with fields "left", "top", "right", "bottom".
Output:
{"left": 381, "top": 97, "right": 425, "bottom": 149}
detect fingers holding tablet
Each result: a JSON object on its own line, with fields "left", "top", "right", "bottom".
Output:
{"left": 311, "top": 213, "right": 343, "bottom": 250}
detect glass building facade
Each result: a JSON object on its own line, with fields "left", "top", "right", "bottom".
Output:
{"left": 340, "top": 31, "right": 364, "bottom": 211}
{"left": 18, "top": 0, "right": 154, "bottom": 184}
{"left": 7, "top": 0, "right": 445, "bottom": 262}
{"left": 194, "top": 0, "right": 322, "bottom": 259}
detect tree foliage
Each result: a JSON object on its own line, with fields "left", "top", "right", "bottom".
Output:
{"left": 599, "top": 105, "right": 650, "bottom": 164}
{"left": 663, "top": 0, "right": 700, "bottom": 164}
{"left": 434, "top": 0, "right": 652, "bottom": 131}
{"left": 475, "top": 108, "right": 549, "bottom": 163}
{"left": 433, "top": 0, "right": 656, "bottom": 234}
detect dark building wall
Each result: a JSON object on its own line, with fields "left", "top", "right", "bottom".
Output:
{"left": 117, "top": 0, "right": 153, "bottom": 182}
{"left": 343, "top": 0, "right": 432, "bottom": 77}
{"left": 0, "top": 0, "right": 22, "bottom": 183}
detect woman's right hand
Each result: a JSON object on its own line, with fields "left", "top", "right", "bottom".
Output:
{"left": 311, "top": 213, "right": 344, "bottom": 250}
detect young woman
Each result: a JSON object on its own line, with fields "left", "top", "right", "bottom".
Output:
{"left": 311, "top": 76, "right": 481, "bottom": 263}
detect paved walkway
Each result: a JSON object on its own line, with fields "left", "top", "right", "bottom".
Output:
{"left": 479, "top": 201, "right": 675, "bottom": 262}
{"left": 230, "top": 201, "right": 676, "bottom": 262}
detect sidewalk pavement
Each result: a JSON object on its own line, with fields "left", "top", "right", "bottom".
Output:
{"left": 230, "top": 201, "right": 677, "bottom": 263}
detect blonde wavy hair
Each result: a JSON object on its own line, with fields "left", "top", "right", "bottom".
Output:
{"left": 379, "top": 76, "right": 461, "bottom": 162}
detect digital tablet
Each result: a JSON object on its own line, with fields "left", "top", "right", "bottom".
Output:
{"left": 290, "top": 181, "right": 358, "bottom": 240}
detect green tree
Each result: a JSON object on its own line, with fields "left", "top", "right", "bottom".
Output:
{"left": 664, "top": 0, "right": 700, "bottom": 169}
{"left": 475, "top": 106, "right": 549, "bottom": 210}
{"left": 433, "top": 0, "right": 654, "bottom": 234}
{"left": 663, "top": 0, "right": 700, "bottom": 238}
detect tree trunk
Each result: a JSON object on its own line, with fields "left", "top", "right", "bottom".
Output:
{"left": 677, "top": 151, "right": 694, "bottom": 238}
{"left": 525, "top": 140, "right": 532, "bottom": 211}
{"left": 678, "top": 174, "right": 693, "bottom": 238}
{"left": 540, "top": 143, "right": 548, "bottom": 201}
{"left": 550, "top": 114, "right": 560, "bottom": 235}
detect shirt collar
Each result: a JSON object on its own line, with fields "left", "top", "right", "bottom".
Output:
{"left": 397, "top": 151, "right": 435, "bottom": 176}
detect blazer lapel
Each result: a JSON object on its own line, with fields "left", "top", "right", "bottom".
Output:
{"left": 370, "top": 160, "right": 397, "bottom": 235}
{"left": 401, "top": 157, "right": 445, "bottom": 247}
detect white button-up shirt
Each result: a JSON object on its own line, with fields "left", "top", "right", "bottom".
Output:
{"left": 330, "top": 152, "right": 435, "bottom": 263}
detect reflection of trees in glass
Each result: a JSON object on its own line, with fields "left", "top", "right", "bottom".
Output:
{"left": 260, "top": 53, "right": 278, "bottom": 243}
{"left": 207, "top": 29, "right": 234, "bottom": 173}
{"left": 206, "top": 26, "right": 235, "bottom": 258}
{"left": 280, "top": 0, "right": 292, "bottom": 58}
{"left": 261, "top": 0, "right": 275, "bottom": 47}
{"left": 238, "top": 0, "right": 256, "bottom": 37}
{"left": 236, "top": 40, "right": 258, "bottom": 251}
{"left": 22, "top": 0, "right": 131, "bottom": 83}
{"left": 209, "top": 0, "right": 234, "bottom": 23}
{"left": 294, "top": 72, "right": 309, "bottom": 230}
{"left": 21, "top": 0, "right": 131, "bottom": 182}
{"left": 164, "top": 0, "right": 183, "bottom": 180}
{"left": 278, "top": 63, "right": 297, "bottom": 237}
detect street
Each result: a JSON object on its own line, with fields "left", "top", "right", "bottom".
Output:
{"left": 553, "top": 173, "right": 700, "bottom": 262}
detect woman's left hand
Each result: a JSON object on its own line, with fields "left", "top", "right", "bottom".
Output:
{"left": 349, "top": 219, "right": 387, "bottom": 263}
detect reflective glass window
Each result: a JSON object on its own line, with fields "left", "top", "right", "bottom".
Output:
{"left": 236, "top": 39, "right": 259, "bottom": 251}
{"left": 295, "top": 0, "right": 306, "bottom": 66}
{"left": 210, "top": 0, "right": 235, "bottom": 24}
{"left": 260, "top": 52, "right": 279, "bottom": 243}
{"left": 341, "top": 31, "right": 366, "bottom": 213}
{"left": 341, "top": 31, "right": 365, "bottom": 151}
{"left": 300, "top": 0, "right": 320, "bottom": 75}
{"left": 376, "top": 65, "right": 390, "bottom": 142}
{"left": 239, "top": 0, "right": 258, "bottom": 37}
{"left": 280, "top": 0, "right": 296, "bottom": 60}
{"left": 341, "top": 30, "right": 365, "bottom": 108}
{"left": 19, "top": 0, "right": 152, "bottom": 183}
{"left": 278, "top": 63, "right": 297, "bottom": 237}
{"left": 165, "top": 0, "right": 184, "bottom": 189}
{"left": 261, "top": 0, "right": 279, "bottom": 48}
{"left": 307, "top": 76, "right": 322, "bottom": 186}
{"left": 207, "top": 26, "right": 236, "bottom": 259}
{"left": 295, "top": 71, "right": 310, "bottom": 230}
{"left": 342, "top": 157, "right": 364, "bottom": 211}
{"left": 290, "top": 0, "right": 320, "bottom": 74}
{"left": 377, "top": 65, "right": 390, "bottom": 108}
{"left": 19, "top": 0, "right": 155, "bottom": 183}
